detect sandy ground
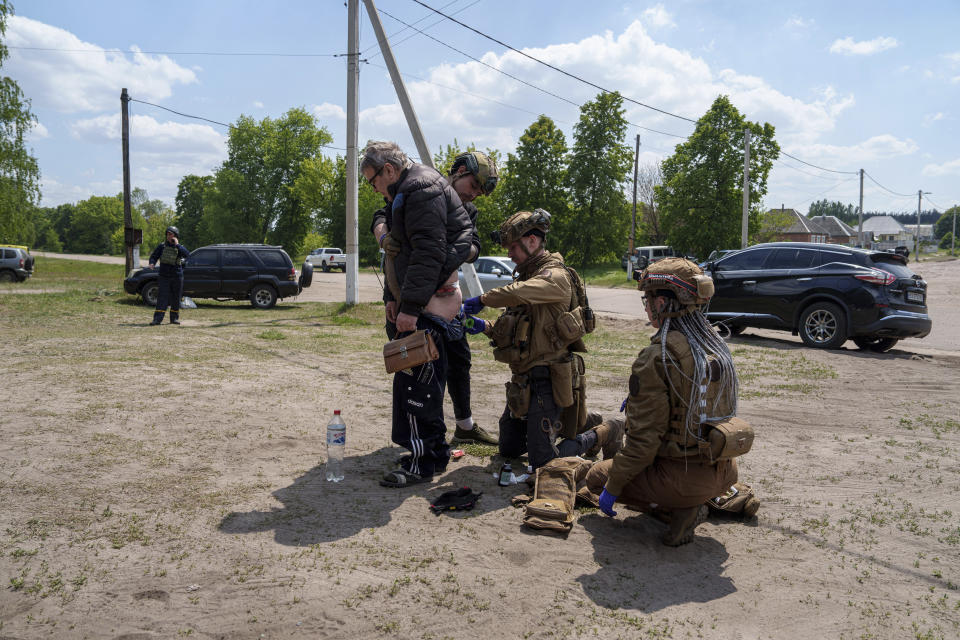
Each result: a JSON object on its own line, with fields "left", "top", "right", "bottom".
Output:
{"left": 1, "top": 255, "right": 957, "bottom": 639}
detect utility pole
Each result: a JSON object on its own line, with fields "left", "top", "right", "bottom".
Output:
{"left": 121, "top": 88, "right": 134, "bottom": 273}
{"left": 858, "top": 168, "right": 864, "bottom": 247}
{"left": 344, "top": 0, "right": 360, "bottom": 304}
{"left": 363, "top": 0, "right": 482, "bottom": 297}
{"left": 629, "top": 134, "right": 639, "bottom": 281}
{"left": 741, "top": 129, "right": 751, "bottom": 249}
{"left": 952, "top": 205, "right": 956, "bottom": 257}
{"left": 915, "top": 190, "right": 930, "bottom": 262}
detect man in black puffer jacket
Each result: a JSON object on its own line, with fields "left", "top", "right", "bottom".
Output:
{"left": 361, "top": 141, "right": 473, "bottom": 487}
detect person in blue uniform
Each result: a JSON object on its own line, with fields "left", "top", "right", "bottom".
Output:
{"left": 148, "top": 226, "right": 190, "bottom": 325}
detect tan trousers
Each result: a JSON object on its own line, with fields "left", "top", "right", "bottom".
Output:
{"left": 584, "top": 457, "right": 738, "bottom": 510}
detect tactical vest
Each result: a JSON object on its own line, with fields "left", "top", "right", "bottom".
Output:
{"left": 654, "top": 331, "right": 736, "bottom": 461}
{"left": 159, "top": 245, "right": 180, "bottom": 266}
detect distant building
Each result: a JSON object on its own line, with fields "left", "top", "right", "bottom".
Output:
{"left": 809, "top": 216, "right": 857, "bottom": 245}
{"left": 862, "top": 216, "right": 913, "bottom": 250}
{"left": 765, "top": 208, "right": 830, "bottom": 243}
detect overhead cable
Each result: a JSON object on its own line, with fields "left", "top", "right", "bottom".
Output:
{"left": 863, "top": 171, "right": 915, "bottom": 198}
{"left": 774, "top": 157, "right": 847, "bottom": 181}
{"left": 778, "top": 150, "right": 858, "bottom": 175}
{"left": 409, "top": 0, "right": 698, "bottom": 124}
{"left": 794, "top": 174, "right": 860, "bottom": 208}
{"left": 361, "top": 0, "right": 479, "bottom": 58}
{"left": 11, "top": 45, "right": 344, "bottom": 58}
{"left": 129, "top": 98, "right": 347, "bottom": 151}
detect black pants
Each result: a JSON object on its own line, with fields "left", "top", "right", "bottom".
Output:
{"left": 387, "top": 319, "right": 472, "bottom": 421}
{"left": 391, "top": 317, "right": 449, "bottom": 477}
{"left": 498, "top": 368, "right": 585, "bottom": 470}
{"left": 156, "top": 274, "right": 184, "bottom": 312}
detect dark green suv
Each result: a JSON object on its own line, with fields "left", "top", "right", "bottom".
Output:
{"left": 123, "top": 244, "right": 313, "bottom": 309}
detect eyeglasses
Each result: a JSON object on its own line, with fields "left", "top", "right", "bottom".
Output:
{"left": 366, "top": 165, "right": 384, "bottom": 187}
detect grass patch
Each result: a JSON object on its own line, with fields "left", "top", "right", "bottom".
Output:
{"left": 257, "top": 329, "right": 287, "bottom": 340}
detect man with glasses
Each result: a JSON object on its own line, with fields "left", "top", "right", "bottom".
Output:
{"left": 372, "top": 151, "right": 501, "bottom": 447}
{"left": 361, "top": 140, "right": 474, "bottom": 487}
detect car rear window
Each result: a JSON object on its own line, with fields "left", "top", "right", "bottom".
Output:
{"left": 188, "top": 249, "right": 218, "bottom": 267}
{"left": 255, "top": 250, "right": 291, "bottom": 268}
{"left": 765, "top": 248, "right": 817, "bottom": 269}
{"left": 870, "top": 255, "right": 916, "bottom": 278}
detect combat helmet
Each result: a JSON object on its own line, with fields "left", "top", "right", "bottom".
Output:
{"left": 450, "top": 151, "right": 499, "bottom": 195}
{"left": 638, "top": 257, "right": 714, "bottom": 311}
{"left": 491, "top": 209, "right": 551, "bottom": 247}
{"left": 165, "top": 226, "right": 180, "bottom": 239}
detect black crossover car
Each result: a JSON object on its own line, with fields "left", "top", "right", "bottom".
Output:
{"left": 703, "top": 242, "right": 931, "bottom": 351}
{"left": 124, "top": 243, "right": 312, "bottom": 309}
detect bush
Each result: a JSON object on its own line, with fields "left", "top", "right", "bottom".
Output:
{"left": 939, "top": 232, "right": 954, "bottom": 250}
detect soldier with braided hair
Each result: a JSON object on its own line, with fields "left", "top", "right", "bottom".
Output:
{"left": 584, "top": 257, "right": 754, "bottom": 546}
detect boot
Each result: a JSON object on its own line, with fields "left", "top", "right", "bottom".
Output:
{"left": 170, "top": 311, "right": 180, "bottom": 325}
{"left": 585, "top": 417, "right": 624, "bottom": 459}
{"left": 662, "top": 504, "right": 708, "bottom": 547}
{"left": 150, "top": 311, "right": 164, "bottom": 325}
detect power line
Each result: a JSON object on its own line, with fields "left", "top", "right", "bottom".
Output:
{"left": 409, "top": 0, "right": 699, "bottom": 124}
{"left": 778, "top": 150, "right": 858, "bottom": 175}
{"left": 863, "top": 170, "right": 915, "bottom": 198}
{"left": 10, "top": 45, "right": 344, "bottom": 58}
{"left": 129, "top": 98, "right": 347, "bottom": 151}
{"left": 794, "top": 174, "right": 860, "bottom": 209}
{"left": 774, "top": 157, "right": 847, "bottom": 181}
{"left": 361, "top": 0, "right": 478, "bottom": 58}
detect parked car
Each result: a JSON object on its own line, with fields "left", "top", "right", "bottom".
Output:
{"left": 306, "top": 247, "right": 346, "bottom": 272}
{"left": 703, "top": 242, "right": 931, "bottom": 352}
{"left": 621, "top": 245, "right": 674, "bottom": 271}
{"left": 459, "top": 256, "right": 516, "bottom": 293}
{"left": 124, "top": 243, "right": 312, "bottom": 309}
{"left": 0, "top": 245, "right": 33, "bottom": 282}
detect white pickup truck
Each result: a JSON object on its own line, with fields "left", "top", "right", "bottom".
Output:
{"left": 306, "top": 247, "right": 346, "bottom": 272}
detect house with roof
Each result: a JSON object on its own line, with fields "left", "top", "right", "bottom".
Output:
{"left": 809, "top": 215, "right": 858, "bottom": 245}
{"left": 861, "top": 216, "right": 914, "bottom": 250}
{"left": 764, "top": 208, "right": 831, "bottom": 243}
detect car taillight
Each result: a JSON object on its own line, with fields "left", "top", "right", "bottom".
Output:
{"left": 18, "top": 258, "right": 23, "bottom": 268}
{"left": 855, "top": 269, "right": 896, "bottom": 286}
{"left": 289, "top": 267, "right": 297, "bottom": 280}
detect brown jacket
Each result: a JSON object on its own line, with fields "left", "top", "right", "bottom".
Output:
{"left": 604, "top": 329, "right": 734, "bottom": 496}
{"left": 480, "top": 251, "right": 575, "bottom": 373}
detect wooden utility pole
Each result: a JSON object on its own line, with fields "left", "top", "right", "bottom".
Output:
{"left": 952, "top": 205, "right": 956, "bottom": 256}
{"left": 362, "top": 0, "right": 482, "bottom": 298}
{"left": 629, "top": 134, "right": 640, "bottom": 281}
{"left": 345, "top": 0, "right": 360, "bottom": 304}
{"left": 741, "top": 129, "right": 751, "bottom": 249}
{"left": 858, "top": 168, "right": 864, "bottom": 247}
{"left": 121, "top": 88, "right": 134, "bottom": 273}
{"left": 915, "top": 191, "right": 930, "bottom": 262}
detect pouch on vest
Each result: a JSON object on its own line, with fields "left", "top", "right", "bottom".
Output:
{"left": 555, "top": 308, "right": 587, "bottom": 345}
{"left": 549, "top": 357, "right": 575, "bottom": 409}
{"left": 159, "top": 245, "right": 180, "bottom": 266}
{"left": 492, "top": 313, "right": 530, "bottom": 364}
{"left": 702, "top": 417, "right": 754, "bottom": 461}
{"left": 707, "top": 482, "right": 756, "bottom": 516}
{"left": 383, "top": 330, "right": 439, "bottom": 374}
{"left": 505, "top": 373, "right": 531, "bottom": 418}
{"left": 558, "top": 354, "right": 587, "bottom": 440}
{"left": 522, "top": 457, "right": 592, "bottom": 535}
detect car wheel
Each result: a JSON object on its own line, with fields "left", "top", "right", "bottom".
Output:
{"left": 321, "top": 260, "right": 330, "bottom": 273}
{"left": 141, "top": 282, "right": 159, "bottom": 307}
{"left": 726, "top": 324, "right": 745, "bottom": 337}
{"left": 852, "top": 336, "right": 899, "bottom": 353}
{"left": 0, "top": 271, "right": 16, "bottom": 283}
{"left": 250, "top": 284, "right": 278, "bottom": 309}
{"left": 799, "top": 302, "right": 848, "bottom": 349}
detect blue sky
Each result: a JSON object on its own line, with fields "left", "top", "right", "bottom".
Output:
{"left": 10, "top": 0, "right": 960, "bottom": 216}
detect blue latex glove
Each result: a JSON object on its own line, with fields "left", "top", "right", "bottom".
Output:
{"left": 462, "top": 296, "right": 484, "bottom": 315}
{"left": 620, "top": 397, "right": 628, "bottom": 412}
{"left": 465, "top": 316, "right": 486, "bottom": 335}
{"left": 598, "top": 489, "right": 618, "bottom": 517}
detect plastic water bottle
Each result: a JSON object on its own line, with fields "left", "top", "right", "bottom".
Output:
{"left": 325, "top": 410, "right": 346, "bottom": 482}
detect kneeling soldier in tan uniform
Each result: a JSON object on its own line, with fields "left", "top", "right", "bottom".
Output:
{"left": 585, "top": 258, "right": 753, "bottom": 545}
{"left": 461, "top": 209, "right": 621, "bottom": 470}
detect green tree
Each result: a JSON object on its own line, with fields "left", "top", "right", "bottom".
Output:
{"left": 939, "top": 231, "right": 953, "bottom": 250}
{"left": 808, "top": 199, "right": 857, "bottom": 225}
{"left": 68, "top": 195, "right": 124, "bottom": 254}
{"left": 658, "top": 95, "right": 779, "bottom": 259}
{"left": 0, "top": 1, "right": 41, "bottom": 244}
{"left": 28, "top": 206, "right": 62, "bottom": 251}
{"left": 934, "top": 206, "right": 959, "bottom": 240}
{"left": 202, "top": 108, "right": 332, "bottom": 257}
{"left": 174, "top": 175, "right": 213, "bottom": 245}
{"left": 562, "top": 95, "right": 632, "bottom": 267}
{"left": 499, "top": 116, "right": 570, "bottom": 250}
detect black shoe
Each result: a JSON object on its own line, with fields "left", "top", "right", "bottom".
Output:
{"left": 149, "top": 320, "right": 162, "bottom": 326}
{"left": 170, "top": 319, "right": 181, "bottom": 325}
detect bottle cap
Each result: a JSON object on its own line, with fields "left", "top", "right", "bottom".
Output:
{"left": 334, "top": 410, "right": 341, "bottom": 415}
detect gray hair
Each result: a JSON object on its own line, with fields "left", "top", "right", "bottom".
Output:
{"left": 360, "top": 140, "right": 411, "bottom": 172}
{"left": 657, "top": 301, "right": 739, "bottom": 444}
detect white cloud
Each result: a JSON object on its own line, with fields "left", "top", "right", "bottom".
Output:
{"left": 922, "top": 158, "right": 960, "bottom": 177}
{"left": 785, "top": 16, "right": 813, "bottom": 29}
{"left": 829, "top": 36, "right": 898, "bottom": 56}
{"left": 313, "top": 102, "right": 347, "bottom": 121}
{"left": 253, "top": 101, "right": 264, "bottom": 109}
{"left": 641, "top": 5, "right": 675, "bottom": 29}
{"left": 29, "top": 121, "right": 49, "bottom": 139}
{"left": 945, "top": 52, "right": 960, "bottom": 64}
{"left": 7, "top": 15, "right": 197, "bottom": 113}
{"left": 787, "top": 134, "right": 918, "bottom": 168}
{"left": 923, "top": 112, "right": 945, "bottom": 126}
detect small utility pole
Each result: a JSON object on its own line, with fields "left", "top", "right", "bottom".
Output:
{"left": 741, "top": 129, "right": 751, "bottom": 249}
{"left": 952, "top": 205, "right": 956, "bottom": 257}
{"left": 858, "top": 168, "right": 864, "bottom": 247}
{"left": 344, "top": 0, "right": 360, "bottom": 304}
{"left": 121, "top": 88, "right": 133, "bottom": 273}
{"left": 916, "top": 190, "right": 930, "bottom": 262}
{"left": 629, "top": 134, "right": 640, "bottom": 281}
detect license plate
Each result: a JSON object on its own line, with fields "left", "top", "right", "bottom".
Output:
{"left": 906, "top": 291, "right": 923, "bottom": 303}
